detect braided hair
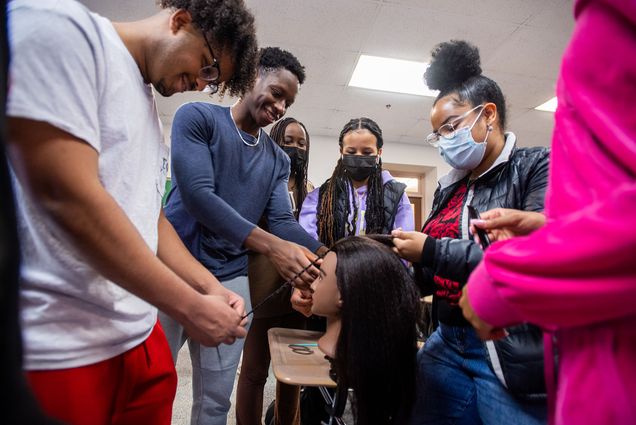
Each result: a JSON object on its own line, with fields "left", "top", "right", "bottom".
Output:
{"left": 317, "top": 117, "right": 385, "bottom": 247}
{"left": 269, "top": 117, "right": 310, "bottom": 218}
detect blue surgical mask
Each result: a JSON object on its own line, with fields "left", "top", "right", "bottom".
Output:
{"left": 437, "top": 109, "right": 490, "bottom": 170}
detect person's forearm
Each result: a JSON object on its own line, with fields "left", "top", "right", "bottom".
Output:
{"left": 39, "top": 183, "right": 200, "bottom": 321}
{"left": 7, "top": 118, "right": 205, "bottom": 325}
{"left": 244, "top": 226, "right": 280, "bottom": 255}
{"left": 245, "top": 225, "right": 323, "bottom": 257}
{"left": 467, "top": 183, "right": 636, "bottom": 329}
{"left": 269, "top": 218, "right": 323, "bottom": 252}
{"left": 433, "top": 238, "right": 484, "bottom": 284}
{"left": 157, "top": 210, "right": 222, "bottom": 295}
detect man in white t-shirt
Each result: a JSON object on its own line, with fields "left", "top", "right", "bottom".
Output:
{"left": 5, "top": 0, "right": 257, "bottom": 423}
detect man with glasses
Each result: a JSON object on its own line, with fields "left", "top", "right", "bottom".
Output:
{"left": 5, "top": 0, "right": 257, "bottom": 423}
{"left": 161, "top": 46, "right": 326, "bottom": 424}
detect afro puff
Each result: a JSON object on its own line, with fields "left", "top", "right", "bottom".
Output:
{"left": 424, "top": 39, "right": 507, "bottom": 128}
{"left": 425, "top": 40, "right": 481, "bottom": 92}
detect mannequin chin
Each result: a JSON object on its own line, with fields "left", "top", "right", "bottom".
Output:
{"left": 317, "top": 316, "right": 341, "bottom": 359}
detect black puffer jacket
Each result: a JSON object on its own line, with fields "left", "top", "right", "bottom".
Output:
{"left": 417, "top": 135, "right": 550, "bottom": 401}
{"left": 419, "top": 144, "right": 549, "bottom": 287}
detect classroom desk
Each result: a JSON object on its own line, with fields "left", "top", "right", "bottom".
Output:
{"left": 268, "top": 327, "right": 345, "bottom": 425}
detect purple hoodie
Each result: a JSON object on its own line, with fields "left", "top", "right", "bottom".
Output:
{"left": 466, "top": 1, "right": 636, "bottom": 424}
{"left": 299, "top": 170, "right": 414, "bottom": 239}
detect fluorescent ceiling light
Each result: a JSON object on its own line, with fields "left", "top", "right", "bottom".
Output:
{"left": 534, "top": 97, "right": 558, "bottom": 112}
{"left": 348, "top": 55, "right": 438, "bottom": 97}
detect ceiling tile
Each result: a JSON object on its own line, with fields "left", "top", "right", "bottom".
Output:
{"left": 485, "top": 22, "right": 573, "bottom": 80}
{"left": 80, "top": 0, "right": 573, "bottom": 149}
{"left": 381, "top": 0, "right": 549, "bottom": 25}
{"left": 248, "top": 0, "right": 380, "bottom": 52}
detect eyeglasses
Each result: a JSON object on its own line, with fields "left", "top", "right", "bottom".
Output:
{"left": 199, "top": 32, "right": 221, "bottom": 94}
{"left": 426, "top": 104, "right": 485, "bottom": 147}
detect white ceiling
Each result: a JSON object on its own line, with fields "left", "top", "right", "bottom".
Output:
{"left": 81, "top": 0, "right": 575, "bottom": 148}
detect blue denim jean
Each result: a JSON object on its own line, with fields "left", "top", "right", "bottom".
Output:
{"left": 409, "top": 323, "right": 547, "bottom": 425}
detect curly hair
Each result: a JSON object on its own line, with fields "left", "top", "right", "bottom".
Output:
{"left": 258, "top": 47, "right": 306, "bottom": 84}
{"left": 425, "top": 40, "right": 507, "bottom": 128}
{"left": 160, "top": 0, "right": 258, "bottom": 97}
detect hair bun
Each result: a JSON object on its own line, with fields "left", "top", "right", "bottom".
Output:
{"left": 424, "top": 40, "right": 482, "bottom": 92}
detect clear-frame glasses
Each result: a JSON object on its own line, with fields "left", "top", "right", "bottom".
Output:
{"left": 426, "top": 104, "right": 485, "bottom": 147}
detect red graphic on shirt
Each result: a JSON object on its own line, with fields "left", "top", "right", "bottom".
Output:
{"left": 423, "top": 183, "right": 467, "bottom": 304}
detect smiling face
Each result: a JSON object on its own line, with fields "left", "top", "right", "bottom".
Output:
{"left": 310, "top": 252, "right": 341, "bottom": 318}
{"left": 244, "top": 68, "right": 299, "bottom": 127}
{"left": 148, "top": 10, "right": 235, "bottom": 97}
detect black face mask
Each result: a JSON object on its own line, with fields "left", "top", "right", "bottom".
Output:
{"left": 282, "top": 146, "right": 307, "bottom": 169}
{"left": 342, "top": 154, "right": 378, "bottom": 181}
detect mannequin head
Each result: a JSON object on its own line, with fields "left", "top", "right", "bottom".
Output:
{"left": 310, "top": 235, "right": 421, "bottom": 424}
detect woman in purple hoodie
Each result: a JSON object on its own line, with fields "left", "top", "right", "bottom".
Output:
{"left": 460, "top": 1, "right": 636, "bottom": 424}
{"left": 291, "top": 117, "right": 414, "bottom": 315}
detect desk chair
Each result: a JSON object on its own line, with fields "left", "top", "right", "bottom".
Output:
{"left": 268, "top": 328, "right": 347, "bottom": 425}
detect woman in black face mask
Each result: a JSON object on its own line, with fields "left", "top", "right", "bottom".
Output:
{"left": 236, "top": 117, "right": 313, "bottom": 425}
{"left": 289, "top": 118, "right": 414, "bottom": 319}
{"left": 298, "top": 117, "right": 413, "bottom": 248}
{"left": 273, "top": 117, "right": 311, "bottom": 218}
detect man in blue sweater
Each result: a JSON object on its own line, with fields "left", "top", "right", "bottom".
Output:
{"left": 161, "top": 47, "right": 325, "bottom": 425}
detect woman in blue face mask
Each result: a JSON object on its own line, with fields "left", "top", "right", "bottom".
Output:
{"left": 392, "top": 40, "right": 551, "bottom": 425}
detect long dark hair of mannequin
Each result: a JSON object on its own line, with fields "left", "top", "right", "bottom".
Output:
{"left": 331, "top": 235, "right": 420, "bottom": 424}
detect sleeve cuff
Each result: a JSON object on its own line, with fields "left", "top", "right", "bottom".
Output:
{"left": 419, "top": 236, "right": 437, "bottom": 268}
{"left": 235, "top": 222, "right": 258, "bottom": 247}
{"left": 465, "top": 261, "right": 525, "bottom": 328}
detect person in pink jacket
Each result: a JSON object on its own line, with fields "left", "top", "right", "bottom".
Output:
{"left": 459, "top": 0, "right": 636, "bottom": 424}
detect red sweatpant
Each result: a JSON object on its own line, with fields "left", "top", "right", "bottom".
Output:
{"left": 27, "top": 322, "right": 177, "bottom": 425}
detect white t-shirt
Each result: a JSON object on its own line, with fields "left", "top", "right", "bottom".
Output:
{"left": 8, "top": 0, "right": 168, "bottom": 369}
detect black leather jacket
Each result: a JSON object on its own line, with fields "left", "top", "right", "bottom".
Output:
{"left": 418, "top": 141, "right": 550, "bottom": 295}
{"left": 417, "top": 135, "right": 550, "bottom": 401}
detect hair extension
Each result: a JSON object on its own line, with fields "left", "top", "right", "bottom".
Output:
{"left": 317, "top": 118, "right": 386, "bottom": 247}
{"left": 425, "top": 40, "right": 507, "bottom": 129}
{"left": 269, "top": 117, "right": 310, "bottom": 217}
{"left": 160, "top": 0, "right": 258, "bottom": 97}
{"left": 332, "top": 236, "right": 421, "bottom": 424}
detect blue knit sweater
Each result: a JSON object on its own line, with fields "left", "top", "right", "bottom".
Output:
{"left": 164, "top": 102, "right": 321, "bottom": 281}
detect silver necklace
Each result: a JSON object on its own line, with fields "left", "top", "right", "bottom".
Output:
{"left": 230, "top": 107, "right": 261, "bottom": 147}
